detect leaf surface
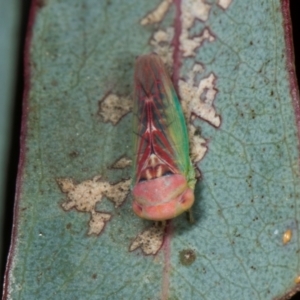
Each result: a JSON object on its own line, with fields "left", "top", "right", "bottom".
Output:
{"left": 4, "top": 0, "right": 300, "bottom": 299}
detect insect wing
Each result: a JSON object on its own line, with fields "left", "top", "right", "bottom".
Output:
{"left": 132, "top": 55, "right": 190, "bottom": 185}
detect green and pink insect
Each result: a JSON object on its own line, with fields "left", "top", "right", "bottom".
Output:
{"left": 132, "top": 54, "right": 196, "bottom": 221}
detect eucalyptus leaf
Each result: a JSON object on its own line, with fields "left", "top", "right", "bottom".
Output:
{"left": 3, "top": 0, "right": 300, "bottom": 299}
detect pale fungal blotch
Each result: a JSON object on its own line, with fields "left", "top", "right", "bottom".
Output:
{"left": 57, "top": 176, "right": 130, "bottom": 210}
{"left": 57, "top": 176, "right": 130, "bottom": 235}
{"left": 282, "top": 229, "right": 292, "bottom": 245}
{"left": 181, "top": 0, "right": 211, "bottom": 24}
{"left": 111, "top": 157, "right": 132, "bottom": 169}
{"left": 180, "top": 28, "right": 215, "bottom": 57}
{"left": 179, "top": 73, "right": 220, "bottom": 128}
{"left": 180, "top": 1, "right": 214, "bottom": 57}
{"left": 150, "top": 28, "right": 174, "bottom": 68}
{"left": 140, "top": 0, "right": 172, "bottom": 25}
{"left": 129, "top": 224, "right": 166, "bottom": 255}
{"left": 58, "top": 176, "right": 106, "bottom": 212}
{"left": 88, "top": 212, "right": 112, "bottom": 236}
{"left": 192, "top": 63, "right": 205, "bottom": 74}
{"left": 98, "top": 93, "right": 132, "bottom": 125}
{"left": 217, "top": 0, "right": 233, "bottom": 9}
{"left": 188, "top": 123, "right": 207, "bottom": 168}
{"left": 103, "top": 179, "right": 131, "bottom": 207}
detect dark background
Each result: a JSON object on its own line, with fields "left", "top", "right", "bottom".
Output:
{"left": 1, "top": 1, "right": 300, "bottom": 299}
{"left": 291, "top": 1, "right": 300, "bottom": 83}
{"left": 1, "top": 0, "right": 32, "bottom": 291}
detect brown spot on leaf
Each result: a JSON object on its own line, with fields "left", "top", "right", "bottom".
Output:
{"left": 69, "top": 151, "right": 79, "bottom": 158}
{"left": 179, "top": 249, "right": 196, "bottom": 266}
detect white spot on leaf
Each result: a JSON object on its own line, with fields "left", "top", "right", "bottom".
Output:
{"left": 188, "top": 123, "right": 207, "bottom": 164}
{"left": 182, "top": 0, "right": 212, "bottom": 26}
{"left": 218, "top": 0, "right": 232, "bottom": 9}
{"left": 129, "top": 224, "right": 165, "bottom": 255}
{"left": 180, "top": 28, "right": 215, "bottom": 57}
{"left": 179, "top": 73, "right": 220, "bottom": 127}
{"left": 57, "top": 176, "right": 130, "bottom": 235}
{"left": 88, "top": 212, "right": 112, "bottom": 235}
{"left": 99, "top": 93, "right": 132, "bottom": 125}
{"left": 179, "top": 1, "right": 214, "bottom": 57}
{"left": 111, "top": 157, "right": 132, "bottom": 169}
{"left": 140, "top": 0, "right": 173, "bottom": 25}
{"left": 150, "top": 28, "right": 174, "bottom": 68}
{"left": 58, "top": 176, "right": 106, "bottom": 212}
{"left": 103, "top": 179, "right": 131, "bottom": 207}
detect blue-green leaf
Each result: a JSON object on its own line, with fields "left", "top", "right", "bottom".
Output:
{"left": 4, "top": 1, "right": 300, "bottom": 299}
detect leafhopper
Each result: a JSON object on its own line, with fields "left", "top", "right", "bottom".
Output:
{"left": 132, "top": 54, "right": 196, "bottom": 221}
